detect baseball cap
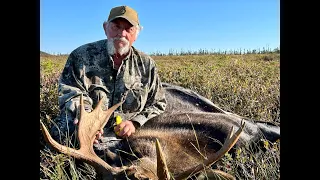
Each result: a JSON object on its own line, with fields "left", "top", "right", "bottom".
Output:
{"left": 107, "top": 5, "right": 139, "bottom": 26}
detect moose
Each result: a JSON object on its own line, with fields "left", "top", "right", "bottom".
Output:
{"left": 40, "top": 83, "right": 280, "bottom": 180}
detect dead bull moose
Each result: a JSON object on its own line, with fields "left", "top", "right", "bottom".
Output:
{"left": 40, "top": 83, "right": 280, "bottom": 180}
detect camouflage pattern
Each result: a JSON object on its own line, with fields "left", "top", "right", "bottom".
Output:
{"left": 50, "top": 39, "right": 167, "bottom": 145}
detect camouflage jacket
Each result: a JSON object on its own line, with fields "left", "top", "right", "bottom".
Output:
{"left": 50, "top": 39, "right": 167, "bottom": 142}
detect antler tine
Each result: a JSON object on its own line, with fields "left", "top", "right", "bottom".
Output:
{"left": 174, "top": 121, "right": 246, "bottom": 180}
{"left": 40, "top": 94, "right": 124, "bottom": 176}
{"left": 40, "top": 120, "right": 83, "bottom": 157}
{"left": 156, "top": 138, "right": 171, "bottom": 180}
{"left": 40, "top": 120, "right": 116, "bottom": 175}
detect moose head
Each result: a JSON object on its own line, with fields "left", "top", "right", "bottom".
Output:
{"left": 40, "top": 93, "right": 245, "bottom": 179}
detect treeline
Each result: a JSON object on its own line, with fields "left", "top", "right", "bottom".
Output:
{"left": 150, "top": 47, "right": 280, "bottom": 56}
{"left": 41, "top": 46, "right": 280, "bottom": 57}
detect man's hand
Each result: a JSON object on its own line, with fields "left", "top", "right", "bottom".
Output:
{"left": 73, "top": 118, "right": 104, "bottom": 144}
{"left": 114, "top": 120, "right": 136, "bottom": 138}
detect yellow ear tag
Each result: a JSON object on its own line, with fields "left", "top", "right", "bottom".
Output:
{"left": 114, "top": 115, "right": 122, "bottom": 135}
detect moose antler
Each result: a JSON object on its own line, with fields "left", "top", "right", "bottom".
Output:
{"left": 174, "top": 121, "right": 245, "bottom": 180}
{"left": 40, "top": 94, "right": 123, "bottom": 177}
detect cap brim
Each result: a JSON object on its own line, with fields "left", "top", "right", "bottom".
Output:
{"left": 108, "top": 16, "right": 138, "bottom": 26}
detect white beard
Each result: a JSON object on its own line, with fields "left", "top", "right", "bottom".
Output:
{"left": 107, "top": 37, "right": 130, "bottom": 56}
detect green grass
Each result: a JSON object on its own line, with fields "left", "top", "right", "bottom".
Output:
{"left": 40, "top": 50, "right": 280, "bottom": 180}
{"left": 155, "top": 53, "right": 280, "bottom": 123}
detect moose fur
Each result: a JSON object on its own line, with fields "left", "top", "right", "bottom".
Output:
{"left": 42, "top": 83, "right": 280, "bottom": 180}
{"left": 93, "top": 83, "right": 280, "bottom": 179}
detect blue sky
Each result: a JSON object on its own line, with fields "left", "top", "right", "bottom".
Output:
{"left": 40, "top": 0, "right": 279, "bottom": 55}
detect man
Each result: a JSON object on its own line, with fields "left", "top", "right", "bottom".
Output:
{"left": 50, "top": 5, "right": 167, "bottom": 151}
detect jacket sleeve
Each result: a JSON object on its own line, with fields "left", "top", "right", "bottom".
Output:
{"left": 131, "top": 62, "right": 167, "bottom": 127}
{"left": 50, "top": 52, "right": 93, "bottom": 142}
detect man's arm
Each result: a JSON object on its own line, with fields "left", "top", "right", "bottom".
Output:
{"left": 130, "top": 62, "right": 167, "bottom": 127}
{"left": 116, "top": 62, "right": 166, "bottom": 137}
{"left": 50, "top": 52, "right": 93, "bottom": 143}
